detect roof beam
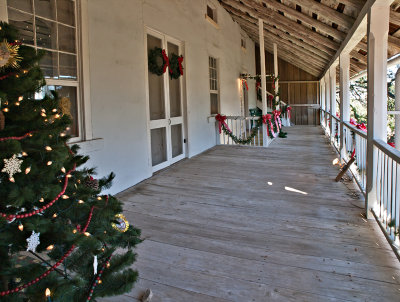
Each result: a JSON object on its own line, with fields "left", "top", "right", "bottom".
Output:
{"left": 221, "top": 0, "right": 339, "bottom": 52}
{"left": 283, "top": 0, "right": 355, "bottom": 29}
{"left": 258, "top": 0, "right": 347, "bottom": 41}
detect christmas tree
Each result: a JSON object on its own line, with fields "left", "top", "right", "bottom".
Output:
{"left": 0, "top": 22, "right": 141, "bottom": 301}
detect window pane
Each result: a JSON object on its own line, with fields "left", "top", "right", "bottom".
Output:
{"left": 210, "top": 93, "right": 218, "bottom": 114}
{"left": 58, "top": 24, "right": 76, "bottom": 53}
{"left": 36, "top": 17, "right": 57, "bottom": 49}
{"left": 7, "top": 0, "right": 32, "bottom": 13}
{"left": 40, "top": 50, "right": 58, "bottom": 78}
{"left": 56, "top": 86, "right": 79, "bottom": 138}
{"left": 57, "top": 0, "right": 75, "bottom": 26}
{"left": 151, "top": 128, "right": 167, "bottom": 166}
{"left": 8, "top": 9, "right": 34, "bottom": 45}
{"left": 168, "top": 42, "right": 181, "bottom": 118}
{"left": 35, "top": 0, "right": 56, "bottom": 20}
{"left": 171, "top": 124, "right": 183, "bottom": 158}
{"left": 59, "top": 53, "right": 77, "bottom": 79}
{"left": 147, "top": 34, "right": 165, "bottom": 120}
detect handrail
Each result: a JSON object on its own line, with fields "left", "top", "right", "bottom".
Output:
{"left": 374, "top": 139, "right": 400, "bottom": 163}
{"left": 343, "top": 121, "right": 368, "bottom": 139}
{"left": 332, "top": 115, "right": 340, "bottom": 122}
{"left": 224, "top": 115, "right": 261, "bottom": 120}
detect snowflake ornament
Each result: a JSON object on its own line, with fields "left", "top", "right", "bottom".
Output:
{"left": 26, "top": 231, "right": 40, "bottom": 252}
{"left": 2, "top": 154, "right": 23, "bottom": 180}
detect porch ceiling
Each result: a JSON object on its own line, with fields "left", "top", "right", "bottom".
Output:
{"left": 220, "top": 0, "right": 400, "bottom": 78}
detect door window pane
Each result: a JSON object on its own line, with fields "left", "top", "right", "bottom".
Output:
{"left": 147, "top": 35, "right": 165, "bottom": 120}
{"left": 171, "top": 124, "right": 183, "bottom": 158}
{"left": 151, "top": 128, "right": 167, "bottom": 166}
{"left": 168, "top": 42, "right": 181, "bottom": 118}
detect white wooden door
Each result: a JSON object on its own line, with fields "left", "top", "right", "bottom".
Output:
{"left": 146, "top": 30, "right": 186, "bottom": 172}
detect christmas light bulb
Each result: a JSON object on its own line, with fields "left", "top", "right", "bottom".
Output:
{"left": 78, "top": 200, "right": 84, "bottom": 204}
{"left": 62, "top": 195, "right": 69, "bottom": 199}
{"left": 18, "top": 224, "right": 23, "bottom": 231}
{"left": 67, "top": 174, "right": 72, "bottom": 178}
{"left": 106, "top": 262, "right": 110, "bottom": 268}
{"left": 55, "top": 114, "right": 60, "bottom": 118}
{"left": 52, "top": 108, "right": 57, "bottom": 112}
{"left": 72, "top": 229, "right": 77, "bottom": 234}
{"left": 39, "top": 197, "right": 44, "bottom": 202}
{"left": 3, "top": 108, "right": 9, "bottom": 112}
{"left": 46, "top": 245, "right": 54, "bottom": 250}
{"left": 61, "top": 167, "right": 66, "bottom": 173}
{"left": 45, "top": 146, "right": 52, "bottom": 151}
{"left": 25, "top": 167, "right": 31, "bottom": 174}
{"left": 41, "top": 112, "right": 46, "bottom": 117}
{"left": 84, "top": 232, "right": 91, "bottom": 236}
{"left": 97, "top": 197, "right": 102, "bottom": 200}
{"left": 66, "top": 127, "right": 71, "bottom": 131}
{"left": 47, "top": 161, "right": 52, "bottom": 166}
{"left": 60, "top": 133, "right": 66, "bottom": 137}
{"left": 22, "top": 152, "right": 28, "bottom": 156}
{"left": 9, "top": 177, "right": 15, "bottom": 182}
{"left": 15, "top": 102, "right": 20, "bottom": 106}
{"left": 18, "top": 96, "right": 23, "bottom": 101}
{"left": 98, "top": 280, "right": 102, "bottom": 284}
{"left": 52, "top": 213, "right": 57, "bottom": 218}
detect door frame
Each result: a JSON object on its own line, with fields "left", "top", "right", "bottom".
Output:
{"left": 144, "top": 27, "right": 188, "bottom": 173}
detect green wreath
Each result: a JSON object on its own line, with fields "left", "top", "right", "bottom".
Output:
{"left": 148, "top": 47, "right": 165, "bottom": 76}
{"left": 169, "top": 53, "right": 183, "bottom": 79}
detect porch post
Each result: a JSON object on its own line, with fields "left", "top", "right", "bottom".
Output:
{"left": 366, "top": 0, "right": 390, "bottom": 218}
{"left": 339, "top": 52, "right": 350, "bottom": 160}
{"left": 325, "top": 73, "right": 330, "bottom": 133}
{"left": 273, "top": 43, "right": 279, "bottom": 109}
{"left": 320, "top": 79, "right": 325, "bottom": 126}
{"left": 330, "top": 67, "right": 337, "bottom": 142}
{"left": 395, "top": 68, "right": 400, "bottom": 150}
{"left": 259, "top": 18, "right": 268, "bottom": 146}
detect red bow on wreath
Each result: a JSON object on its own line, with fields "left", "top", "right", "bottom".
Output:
{"left": 178, "top": 56, "right": 184, "bottom": 76}
{"left": 162, "top": 49, "right": 170, "bottom": 74}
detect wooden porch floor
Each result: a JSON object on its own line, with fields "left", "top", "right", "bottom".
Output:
{"left": 103, "top": 126, "right": 400, "bottom": 302}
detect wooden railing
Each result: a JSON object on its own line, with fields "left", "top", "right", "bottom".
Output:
{"left": 321, "top": 109, "right": 400, "bottom": 257}
{"left": 372, "top": 139, "right": 400, "bottom": 252}
{"left": 343, "top": 122, "right": 367, "bottom": 196}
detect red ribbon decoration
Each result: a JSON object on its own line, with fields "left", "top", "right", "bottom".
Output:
{"left": 351, "top": 148, "right": 356, "bottom": 159}
{"left": 263, "top": 114, "right": 277, "bottom": 138}
{"left": 242, "top": 79, "right": 248, "bottom": 90}
{"left": 178, "top": 56, "right": 184, "bottom": 75}
{"left": 0, "top": 131, "right": 35, "bottom": 142}
{"left": 350, "top": 118, "right": 357, "bottom": 126}
{"left": 273, "top": 110, "right": 281, "bottom": 130}
{"left": 287, "top": 106, "right": 292, "bottom": 119}
{"left": 162, "top": 49, "right": 170, "bottom": 74}
{"left": 215, "top": 114, "right": 232, "bottom": 134}
{"left": 356, "top": 122, "right": 367, "bottom": 132}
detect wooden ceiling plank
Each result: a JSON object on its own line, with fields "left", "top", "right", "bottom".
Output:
{"left": 227, "top": 8, "right": 333, "bottom": 60}
{"left": 283, "top": 0, "right": 355, "bottom": 29}
{"left": 335, "top": 0, "right": 367, "bottom": 12}
{"left": 221, "top": 0, "right": 339, "bottom": 52}
{"left": 259, "top": 0, "right": 347, "bottom": 40}
{"left": 390, "top": 10, "right": 400, "bottom": 27}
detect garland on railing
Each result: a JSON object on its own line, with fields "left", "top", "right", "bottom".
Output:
{"left": 215, "top": 113, "right": 285, "bottom": 144}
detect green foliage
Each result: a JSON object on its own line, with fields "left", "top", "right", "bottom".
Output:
{"left": 0, "top": 22, "right": 141, "bottom": 301}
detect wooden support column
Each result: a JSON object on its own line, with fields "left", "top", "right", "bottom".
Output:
{"left": 395, "top": 68, "right": 400, "bottom": 150}
{"left": 366, "top": 0, "right": 391, "bottom": 218}
{"left": 339, "top": 52, "right": 350, "bottom": 160}
{"left": 273, "top": 43, "right": 279, "bottom": 109}
{"left": 330, "top": 66, "right": 337, "bottom": 141}
{"left": 259, "top": 18, "right": 268, "bottom": 146}
{"left": 325, "top": 73, "right": 330, "bottom": 132}
{"left": 320, "top": 79, "right": 325, "bottom": 126}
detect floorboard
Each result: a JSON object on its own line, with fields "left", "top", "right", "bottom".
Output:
{"left": 101, "top": 126, "right": 400, "bottom": 302}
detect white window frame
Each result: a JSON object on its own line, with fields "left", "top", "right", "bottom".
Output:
{"left": 209, "top": 56, "right": 219, "bottom": 115}
{"left": 2, "top": 0, "right": 93, "bottom": 144}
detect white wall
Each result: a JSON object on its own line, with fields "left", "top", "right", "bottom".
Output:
{"left": 1, "top": 0, "right": 256, "bottom": 194}
{"left": 82, "top": 0, "right": 256, "bottom": 194}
